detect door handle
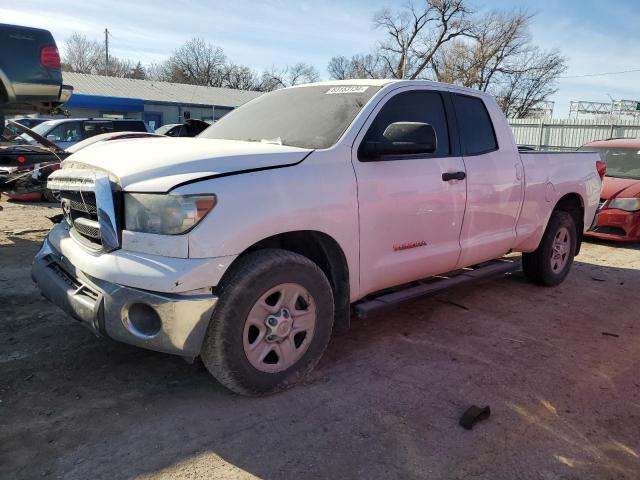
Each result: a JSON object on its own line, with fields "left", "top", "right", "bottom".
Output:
{"left": 442, "top": 171, "right": 466, "bottom": 182}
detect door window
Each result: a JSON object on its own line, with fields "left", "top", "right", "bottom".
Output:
{"left": 453, "top": 95, "right": 498, "bottom": 155}
{"left": 360, "top": 91, "right": 450, "bottom": 158}
{"left": 83, "top": 122, "right": 114, "bottom": 138}
{"left": 45, "top": 122, "right": 83, "bottom": 143}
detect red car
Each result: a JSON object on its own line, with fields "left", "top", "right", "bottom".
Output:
{"left": 580, "top": 138, "right": 640, "bottom": 242}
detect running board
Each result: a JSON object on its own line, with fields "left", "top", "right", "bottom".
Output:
{"left": 352, "top": 258, "right": 520, "bottom": 319}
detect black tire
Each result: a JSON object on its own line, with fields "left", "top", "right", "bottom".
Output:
{"left": 522, "top": 210, "right": 577, "bottom": 286}
{"left": 200, "top": 248, "right": 334, "bottom": 396}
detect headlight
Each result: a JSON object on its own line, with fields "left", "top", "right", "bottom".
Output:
{"left": 124, "top": 193, "right": 216, "bottom": 235}
{"left": 608, "top": 197, "right": 640, "bottom": 212}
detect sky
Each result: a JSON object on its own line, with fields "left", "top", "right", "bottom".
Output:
{"left": 1, "top": 0, "right": 639, "bottom": 117}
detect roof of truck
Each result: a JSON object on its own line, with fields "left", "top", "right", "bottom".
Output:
{"left": 296, "top": 78, "right": 495, "bottom": 99}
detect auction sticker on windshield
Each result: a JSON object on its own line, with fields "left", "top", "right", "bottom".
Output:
{"left": 326, "top": 86, "right": 369, "bottom": 94}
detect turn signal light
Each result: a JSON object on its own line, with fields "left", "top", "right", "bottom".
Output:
{"left": 596, "top": 160, "right": 606, "bottom": 182}
{"left": 41, "top": 46, "right": 61, "bottom": 69}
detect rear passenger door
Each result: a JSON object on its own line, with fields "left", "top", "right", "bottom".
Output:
{"left": 83, "top": 121, "right": 114, "bottom": 139}
{"left": 452, "top": 93, "right": 524, "bottom": 267}
{"left": 352, "top": 88, "right": 467, "bottom": 296}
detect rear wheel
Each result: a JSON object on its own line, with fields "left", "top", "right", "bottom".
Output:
{"left": 200, "top": 249, "right": 334, "bottom": 396}
{"left": 522, "top": 210, "right": 577, "bottom": 286}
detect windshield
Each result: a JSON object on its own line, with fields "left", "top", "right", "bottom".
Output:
{"left": 200, "top": 85, "right": 381, "bottom": 149}
{"left": 579, "top": 146, "right": 640, "bottom": 179}
{"left": 18, "top": 120, "right": 58, "bottom": 143}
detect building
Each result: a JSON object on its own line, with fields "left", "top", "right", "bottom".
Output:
{"left": 60, "top": 72, "right": 262, "bottom": 129}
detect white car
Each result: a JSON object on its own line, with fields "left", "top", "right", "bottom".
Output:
{"left": 33, "top": 80, "right": 602, "bottom": 395}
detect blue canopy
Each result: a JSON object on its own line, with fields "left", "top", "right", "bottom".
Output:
{"left": 64, "top": 93, "right": 145, "bottom": 112}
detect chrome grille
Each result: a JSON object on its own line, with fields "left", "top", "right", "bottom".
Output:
{"left": 48, "top": 169, "right": 120, "bottom": 252}
{"left": 69, "top": 198, "right": 97, "bottom": 215}
{"left": 60, "top": 191, "right": 103, "bottom": 247}
{"left": 73, "top": 217, "right": 101, "bottom": 239}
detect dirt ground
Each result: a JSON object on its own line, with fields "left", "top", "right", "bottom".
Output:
{"left": 0, "top": 198, "right": 639, "bottom": 480}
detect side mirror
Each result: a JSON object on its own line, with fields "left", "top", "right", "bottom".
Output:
{"left": 46, "top": 135, "right": 57, "bottom": 142}
{"left": 360, "top": 122, "right": 437, "bottom": 161}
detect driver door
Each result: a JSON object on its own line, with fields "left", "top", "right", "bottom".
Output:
{"left": 351, "top": 88, "right": 467, "bottom": 297}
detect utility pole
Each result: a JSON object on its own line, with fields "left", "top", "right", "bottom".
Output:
{"left": 104, "top": 28, "right": 110, "bottom": 75}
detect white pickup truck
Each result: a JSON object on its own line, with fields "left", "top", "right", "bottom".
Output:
{"left": 33, "top": 80, "right": 602, "bottom": 395}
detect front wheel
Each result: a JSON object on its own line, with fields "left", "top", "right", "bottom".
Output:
{"left": 200, "top": 249, "right": 334, "bottom": 396}
{"left": 522, "top": 210, "right": 577, "bottom": 286}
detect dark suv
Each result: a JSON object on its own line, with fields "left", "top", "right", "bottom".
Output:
{"left": 0, "top": 23, "right": 72, "bottom": 126}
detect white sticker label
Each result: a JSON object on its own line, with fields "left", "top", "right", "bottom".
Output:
{"left": 326, "top": 86, "right": 369, "bottom": 94}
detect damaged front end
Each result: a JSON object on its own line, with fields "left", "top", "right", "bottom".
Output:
{"left": 1, "top": 120, "right": 69, "bottom": 197}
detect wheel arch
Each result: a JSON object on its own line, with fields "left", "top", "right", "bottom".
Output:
{"left": 552, "top": 192, "right": 585, "bottom": 254}
{"left": 222, "top": 230, "right": 351, "bottom": 333}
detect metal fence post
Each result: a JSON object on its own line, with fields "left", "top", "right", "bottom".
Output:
{"left": 537, "top": 119, "right": 544, "bottom": 150}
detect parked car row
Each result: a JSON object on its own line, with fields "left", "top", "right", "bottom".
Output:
{"left": 0, "top": 119, "right": 158, "bottom": 200}
{"left": 16, "top": 118, "right": 149, "bottom": 148}
{"left": 154, "top": 119, "right": 211, "bottom": 137}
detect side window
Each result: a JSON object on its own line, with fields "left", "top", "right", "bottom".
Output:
{"left": 46, "top": 122, "right": 83, "bottom": 142}
{"left": 114, "top": 121, "right": 146, "bottom": 132}
{"left": 453, "top": 94, "right": 498, "bottom": 155}
{"left": 362, "top": 91, "right": 450, "bottom": 157}
{"left": 83, "top": 122, "right": 113, "bottom": 138}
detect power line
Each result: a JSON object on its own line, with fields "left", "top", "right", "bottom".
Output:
{"left": 560, "top": 68, "right": 640, "bottom": 79}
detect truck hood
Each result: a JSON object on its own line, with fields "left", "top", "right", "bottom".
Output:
{"left": 601, "top": 176, "right": 640, "bottom": 200}
{"left": 61, "top": 137, "right": 311, "bottom": 191}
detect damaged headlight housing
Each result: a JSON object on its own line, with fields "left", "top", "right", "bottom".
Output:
{"left": 124, "top": 193, "right": 216, "bottom": 235}
{"left": 608, "top": 197, "right": 640, "bottom": 212}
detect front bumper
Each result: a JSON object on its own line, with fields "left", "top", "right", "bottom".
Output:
{"left": 585, "top": 208, "right": 640, "bottom": 243}
{"left": 31, "top": 237, "right": 218, "bottom": 357}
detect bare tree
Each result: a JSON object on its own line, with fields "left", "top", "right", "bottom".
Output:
{"left": 258, "top": 63, "right": 320, "bottom": 91}
{"left": 155, "top": 38, "right": 227, "bottom": 86}
{"left": 102, "top": 57, "right": 136, "bottom": 78}
{"left": 495, "top": 47, "right": 566, "bottom": 118}
{"left": 62, "top": 32, "right": 149, "bottom": 79}
{"left": 223, "top": 64, "right": 260, "bottom": 90}
{"left": 430, "top": 10, "right": 567, "bottom": 117}
{"left": 374, "top": 0, "right": 473, "bottom": 79}
{"left": 328, "top": 4, "right": 566, "bottom": 118}
{"left": 62, "top": 32, "right": 104, "bottom": 73}
{"left": 328, "top": 54, "right": 387, "bottom": 79}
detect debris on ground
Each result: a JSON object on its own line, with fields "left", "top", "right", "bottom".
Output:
{"left": 602, "top": 331, "right": 620, "bottom": 338}
{"left": 10, "top": 228, "right": 50, "bottom": 235}
{"left": 459, "top": 405, "right": 491, "bottom": 430}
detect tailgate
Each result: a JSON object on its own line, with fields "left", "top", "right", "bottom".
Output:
{"left": 0, "top": 23, "right": 61, "bottom": 91}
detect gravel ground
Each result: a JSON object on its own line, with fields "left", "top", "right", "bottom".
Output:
{"left": 1, "top": 198, "right": 639, "bottom": 480}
